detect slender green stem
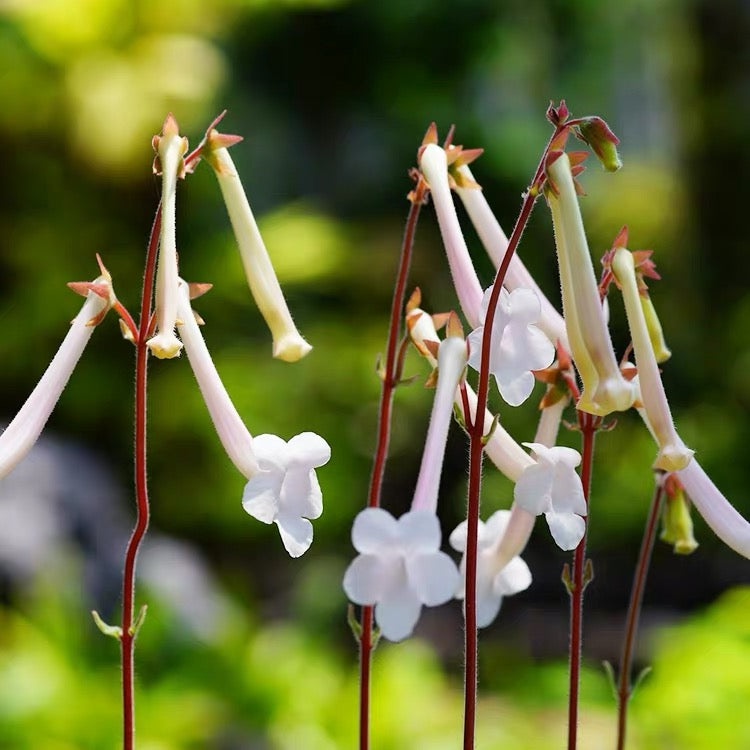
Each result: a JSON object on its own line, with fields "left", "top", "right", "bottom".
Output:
{"left": 358, "top": 177, "right": 426, "bottom": 750}
{"left": 566, "top": 412, "right": 597, "bottom": 750}
{"left": 616, "top": 474, "right": 664, "bottom": 750}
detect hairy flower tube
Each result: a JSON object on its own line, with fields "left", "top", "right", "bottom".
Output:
{"left": 454, "top": 163, "right": 570, "bottom": 351}
{"left": 176, "top": 280, "right": 259, "bottom": 479}
{"left": 419, "top": 143, "right": 484, "bottom": 327}
{"left": 343, "top": 508, "right": 459, "bottom": 641}
{"left": 546, "top": 153, "right": 636, "bottom": 416}
{"left": 176, "top": 280, "right": 330, "bottom": 557}
{"left": 147, "top": 114, "right": 188, "bottom": 359}
{"left": 450, "top": 511, "right": 532, "bottom": 627}
{"left": 411, "top": 332, "right": 468, "bottom": 512}
{"left": 201, "top": 127, "right": 312, "bottom": 362}
{"left": 0, "top": 278, "right": 112, "bottom": 480}
{"left": 677, "top": 459, "right": 750, "bottom": 559}
{"left": 610, "top": 247, "right": 693, "bottom": 471}
{"left": 467, "top": 286, "right": 555, "bottom": 406}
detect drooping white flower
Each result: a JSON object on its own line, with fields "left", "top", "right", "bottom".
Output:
{"left": 343, "top": 508, "right": 459, "bottom": 641}
{"left": 242, "top": 432, "right": 330, "bottom": 558}
{"left": 467, "top": 286, "right": 555, "bottom": 407}
{"left": 202, "top": 127, "right": 312, "bottom": 362}
{"left": 0, "top": 277, "right": 112, "bottom": 480}
{"left": 450, "top": 510, "right": 532, "bottom": 627}
{"left": 147, "top": 114, "right": 188, "bottom": 360}
{"left": 514, "top": 442, "right": 586, "bottom": 550}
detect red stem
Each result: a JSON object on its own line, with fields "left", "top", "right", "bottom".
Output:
{"left": 462, "top": 125, "right": 564, "bottom": 750}
{"left": 616, "top": 475, "right": 664, "bottom": 750}
{"left": 358, "top": 178, "right": 426, "bottom": 750}
{"left": 567, "top": 413, "right": 597, "bottom": 750}
{"left": 120, "top": 205, "right": 161, "bottom": 750}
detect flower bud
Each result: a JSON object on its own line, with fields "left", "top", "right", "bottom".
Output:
{"left": 641, "top": 294, "right": 671, "bottom": 364}
{"left": 660, "top": 475, "right": 698, "bottom": 554}
{"left": 573, "top": 116, "right": 622, "bottom": 172}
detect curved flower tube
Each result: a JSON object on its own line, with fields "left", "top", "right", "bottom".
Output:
{"left": 176, "top": 280, "right": 259, "bottom": 479}
{"left": 611, "top": 247, "right": 693, "bottom": 471}
{"left": 203, "top": 131, "right": 311, "bottom": 362}
{"left": 546, "top": 153, "right": 636, "bottom": 416}
{"left": 419, "top": 144, "right": 483, "bottom": 327}
{"left": 411, "top": 335, "right": 468, "bottom": 512}
{"left": 677, "top": 459, "right": 750, "bottom": 559}
{"left": 0, "top": 280, "right": 111, "bottom": 479}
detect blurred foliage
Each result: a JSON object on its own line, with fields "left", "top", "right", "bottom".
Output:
{"left": 0, "top": 0, "right": 749, "bottom": 746}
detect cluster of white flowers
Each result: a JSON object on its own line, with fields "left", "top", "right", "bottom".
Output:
{"left": 343, "top": 122, "right": 750, "bottom": 643}
{"left": 0, "top": 114, "right": 329, "bottom": 558}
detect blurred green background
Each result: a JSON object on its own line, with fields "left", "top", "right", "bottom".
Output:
{"left": 0, "top": 0, "right": 748, "bottom": 747}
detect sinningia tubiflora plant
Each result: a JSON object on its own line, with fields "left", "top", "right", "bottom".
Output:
{"left": 0, "top": 113, "right": 330, "bottom": 749}
{"left": 344, "top": 102, "right": 750, "bottom": 750}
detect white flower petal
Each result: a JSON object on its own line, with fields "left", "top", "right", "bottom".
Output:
{"left": 514, "top": 463, "right": 553, "bottom": 516}
{"left": 545, "top": 445, "right": 582, "bottom": 468}
{"left": 493, "top": 556, "right": 532, "bottom": 596}
{"left": 287, "top": 432, "right": 331, "bottom": 469}
{"left": 406, "top": 551, "right": 460, "bottom": 606}
{"left": 398, "top": 510, "right": 441, "bottom": 554}
{"left": 550, "top": 463, "right": 587, "bottom": 516}
{"left": 449, "top": 520, "right": 469, "bottom": 552}
{"left": 496, "top": 370, "right": 535, "bottom": 408}
{"left": 252, "top": 433, "right": 289, "bottom": 471}
{"left": 374, "top": 585, "right": 423, "bottom": 642}
{"left": 546, "top": 511, "right": 586, "bottom": 550}
{"left": 476, "top": 589, "right": 502, "bottom": 629}
{"left": 281, "top": 468, "right": 322, "bottom": 519}
{"left": 275, "top": 513, "right": 313, "bottom": 558}
{"left": 483, "top": 510, "right": 511, "bottom": 543}
{"left": 351, "top": 507, "right": 399, "bottom": 553}
{"left": 241, "top": 472, "right": 282, "bottom": 523}
{"left": 467, "top": 327, "right": 484, "bottom": 371}
{"left": 507, "top": 287, "right": 541, "bottom": 323}
{"left": 343, "top": 554, "right": 391, "bottom": 604}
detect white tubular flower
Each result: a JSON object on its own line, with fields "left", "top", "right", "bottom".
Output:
{"left": 148, "top": 114, "right": 188, "bottom": 360}
{"left": 411, "top": 335, "right": 468, "bottom": 513}
{"left": 467, "top": 286, "right": 555, "bottom": 406}
{"left": 0, "top": 280, "right": 111, "bottom": 480}
{"left": 611, "top": 247, "right": 693, "bottom": 471}
{"left": 343, "top": 508, "right": 459, "bottom": 641}
{"left": 454, "top": 164, "right": 570, "bottom": 351}
{"left": 176, "top": 280, "right": 259, "bottom": 480}
{"left": 514, "top": 442, "right": 586, "bottom": 550}
{"left": 677, "top": 459, "right": 750, "bottom": 559}
{"left": 203, "top": 131, "right": 311, "bottom": 362}
{"left": 419, "top": 144, "right": 483, "bottom": 327}
{"left": 242, "top": 432, "right": 330, "bottom": 558}
{"left": 533, "top": 396, "right": 567, "bottom": 449}
{"left": 450, "top": 511, "right": 532, "bottom": 627}
{"left": 546, "top": 153, "right": 636, "bottom": 416}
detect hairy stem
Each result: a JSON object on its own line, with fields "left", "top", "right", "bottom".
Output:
{"left": 462, "top": 126, "right": 563, "bottom": 750}
{"left": 120, "top": 206, "right": 161, "bottom": 750}
{"left": 616, "top": 475, "right": 664, "bottom": 750}
{"left": 358, "top": 177, "right": 426, "bottom": 750}
{"left": 567, "top": 413, "right": 597, "bottom": 750}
